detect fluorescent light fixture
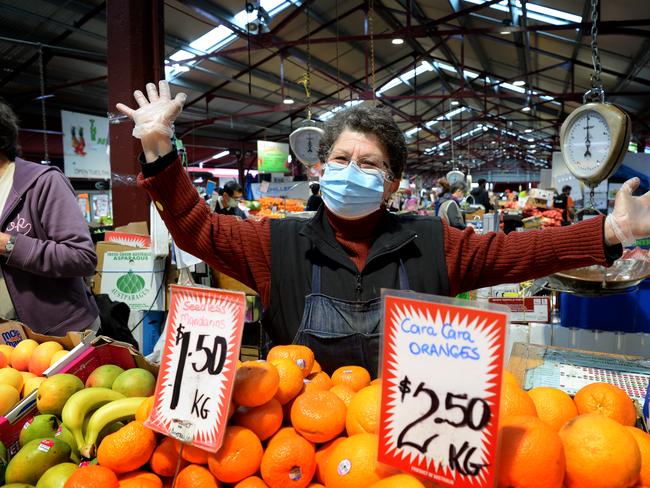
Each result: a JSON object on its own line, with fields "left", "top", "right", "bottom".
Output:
{"left": 212, "top": 150, "right": 230, "bottom": 160}
{"left": 513, "top": 80, "right": 526, "bottom": 86}
{"left": 491, "top": 141, "right": 497, "bottom": 144}
{"left": 451, "top": 100, "right": 459, "bottom": 106}
{"left": 392, "top": 38, "right": 404, "bottom": 45}
{"left": 405, "top": 127, "right": 420, "bottom": 137}
{"left": 529, "top": 144, "right": 536, "bottom": 148}
{"left": 500, "top": 82, "right": 527, "bottom": 94}
{"left": 283, "top": 98, "right": 295, "bottom": 104}
{"left": 319, "top": 100, "right": 363, "bottom": 121}
{"left": 522, "top": 106, "right": 531, "bottom": 112}
{"left": 439, "top": 151, "right": 445, "bottom": 156}
{"left": 525, "top": 129, "right": 533, "bottom": 133}
{"left": 500, "top": 29, "right": 512, "bottom": 34}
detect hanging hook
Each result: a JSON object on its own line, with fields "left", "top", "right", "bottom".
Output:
{"left": 37, "top": 44, "right": 49, "bottom": 164}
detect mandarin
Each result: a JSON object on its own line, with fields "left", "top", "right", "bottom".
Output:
{"left": 118, "top": 470, "right": 163, "bottom": 488}
{"left": 574, "top": 382, "right": 637, "bottom": 426}
{"left": 303, "top": 371, "right": 333, "bottom": 393}
{"left": 150, "top": 437, "right": 185, "bottom": 477}
{"left": 625, "top": 426, "right": 650, "bottom": 487}
{"left": 368, "top": 474, "right": 427, "bottom": 487}
{"left": 346, "top": 384, "right": 381, "bottom": 436}
{"left": 234, "top": 361, "right": 280, "bottom": 407}
{"left": 233, "top": 397, "right": 283, "bottom": 441}
{"left": 234, "top": 476, "right": 269, "bottom": 488}
{"left": 64, "top": 465, "right": 119, "bottom": 488}
{"left": 559, "top": 414, "right": 641, "bottom": 488}
{"left": 135, "top": 396, "right": 155, "bottom": 423}
{"left": 527, "top": 387, "right": 578, "bottom": 431}
{"left": 267, "top": 345, "right": 315, "bottom": 378}
{"left": 314, "top": 437, "right": 347, "bottom": 483}
{"left": 331, "top": 366, "right": 371, "bottom": 392}
{"left": 97, "top": 420, "right": 157, "bottom": 473}
{"left": 175, "top": 441, "right": 210, "bottom": 465}
{"left": 260, "top": 427, "right": 316, "bottom": 488}
{"left": 291, "top": 389, "right": 347, "bottom": 443}
{"left": 329, "top": 384, "right": 355, "bottom": 407}
{"left": 175, "top": 464, "right": 219, "bottom": 488}
{"left": 500, "top": 381, "right": 537, "bottom": 419}
{"left": 207, "top": 426, "right": 263, "bottom": 483}
{"left": 498, "top": 415, "right": 565, "bottom": 488}
{"left": 270, "top": 358, "right": 305, "bottom": 405}
{"left": 322, "top": 433, "right": 393, "bottom": 488}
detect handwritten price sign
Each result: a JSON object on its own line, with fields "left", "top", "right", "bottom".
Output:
{"left": 146, "top": 285, "right": 245, "bottom": 452}
{"left": 378, "top": 291, "right": 507, "bottom": 487}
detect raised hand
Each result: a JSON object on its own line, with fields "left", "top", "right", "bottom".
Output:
{"left": 116, "top": 80, "right": 187, "bottom": 140}
{"left": 605, "top": 177, "right": 650, "bottom": 246}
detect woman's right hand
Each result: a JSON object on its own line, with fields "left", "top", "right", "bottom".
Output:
{"left": 116, "top": 80, "right": 187, "bottom": 162}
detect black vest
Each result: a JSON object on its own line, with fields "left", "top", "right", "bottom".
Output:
{"left": 263, "top": 207, "right": 450, "bottom": 346}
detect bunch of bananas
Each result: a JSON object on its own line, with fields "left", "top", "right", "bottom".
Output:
{"left": 61, "top": 387, "right": 146, "bottom": 458}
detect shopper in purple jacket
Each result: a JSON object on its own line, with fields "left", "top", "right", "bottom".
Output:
{"left": 0, "top": 100, "right": 99, "bottom": 335}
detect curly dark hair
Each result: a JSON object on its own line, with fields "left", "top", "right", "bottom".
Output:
{"left": 317, "top": 104, "right": 407, "bottom": 179}
{"left": 0, "top": 99, "right": 20, "bottom": 161}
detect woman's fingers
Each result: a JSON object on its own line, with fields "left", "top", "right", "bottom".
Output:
{"left": 146, "top": 82, "right": 159, "bottom": 102}
{"left": 115, "top": 103, "right": 135, "bottom": 119}
{"left": 133, "top": 90, "right": 149, "bottom": 108}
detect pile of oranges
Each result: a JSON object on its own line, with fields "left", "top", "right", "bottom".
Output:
{"left": 62, "top": 346, "right": 650, "bottom": 488}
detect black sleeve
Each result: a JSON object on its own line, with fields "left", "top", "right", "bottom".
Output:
{"left": 448, "top": 202, "right": 466, "bottom": 230}
{"left": 139, "top": 148, "right": 178, "bottom": 178}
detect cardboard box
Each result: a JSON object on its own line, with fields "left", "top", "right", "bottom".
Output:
{"left": 488, "top": 297, "right": 550, "bottom": 323}
{"left": 0, "top": 336, "right": 157, "bottom": 455}
{"left": 529, "top": 188, "right": 554, "bottom": 202}
{"left": 93, "top": 241, "right": 139, "bottom": 294}
{"left": 0, "top": 319, "right": 90, "bottom": 350}
{"left": 100, "top": 249, "right": 166, "bottom": 311}
{"left": 115, "top": 221, "right": 148, "bottom": 236}
{"left": 508, "top": 342, "right": 650, "bottom": 427}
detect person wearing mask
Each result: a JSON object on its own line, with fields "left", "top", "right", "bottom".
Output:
{"left": 305, "top": 183, "right": 323, "bottom": 211}
{"left": 117, "top": 81, "right": 650, "bottom": 376}
{"left": 436, "top": 180, "right": 467, "bottom": 230}
{"left": 216, "top": 180, "right": 247, "bottom": 220}
{"left": 0, "top": 99, "right": 99, "bottom": 335}
{"left": 470, "top": 179, "right": 493, "bottom": 211}
{"left": 554, "top": 185, "right": 574, "bottom": 226}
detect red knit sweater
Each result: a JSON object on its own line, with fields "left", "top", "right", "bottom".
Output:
{"left": 139, "top": 159, "right": 614, "bottom": 308}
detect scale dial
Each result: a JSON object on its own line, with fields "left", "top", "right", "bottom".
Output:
{"left": 289, "top": 125, "right": 325, "bottom": 166}
{"left": 560, "top": 103, "right": 631, "bottom": 186}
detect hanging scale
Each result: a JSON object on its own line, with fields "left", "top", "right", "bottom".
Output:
{"left": 559, "top": 0, "right": 631, "bottom": 204}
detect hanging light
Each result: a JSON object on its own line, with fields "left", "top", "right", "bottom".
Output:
{"left": 451, "top": 100, "right": 459, "bottom": 106}
{"left": 283, "top": 97, "right": 295, "bottom": 104}
{"left": 391, "top": 38, "right": 404, "bottom": 45}
{"left": 522, "top": 106, "right": 531, "bottom": 112}
{"left": 513, "top": 80, "right": 526, "bottom": 87}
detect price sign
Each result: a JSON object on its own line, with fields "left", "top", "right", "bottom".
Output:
{"left": 378, "top": 291, "right": 507, "bottom": 487}
{"left": 146, "top": 285, "right": 245, "bottom": 452}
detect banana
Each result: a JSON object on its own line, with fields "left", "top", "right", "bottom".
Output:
{"left": 61, "top": 387, "right": 125, "bottom": 452}
{"left": 81, "top": 396, "right": 146, "bottom": 458}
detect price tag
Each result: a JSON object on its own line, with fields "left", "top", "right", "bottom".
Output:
{"left": 145, "top": 285, "right": 246, "bottom": 452}
{"left": 378, "top": 291, "right": 508, "bottom": 487}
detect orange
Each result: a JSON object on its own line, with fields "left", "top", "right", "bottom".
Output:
{"left": 135, "top": 396, "right": 155, "bottom": 423}
{"left": 0, "top": 384, "right": 19, "bottom": 415}
{"left": 10, "top": 339, "right": 38, "bottom": 371}
{"left": 322, "top": 433, "right": 393, "bottom": 487}
{"left": 559, "top": 413, "right": 641, "bottom": 488}
{"left": 233, "top": 397, "right": 283, "bottom": 441}
{"left": 270, "top": 358, "right": 305, "bottom": 405}
{"left": 314, "top": 437, "right": 346, "bottom": 483}
{"left": 291, "top": 390, "right": 347, "bottom": 443}
{"left": 150, "top": 437, "right": 185, "bottom": 477}
{"left": 574, "top": 382, "right": 637, "bottom": 426}
{"left": 311, "top": 360, "right": 322, "bottom": 374}
{"left": 228, "top": 399, "right": 236, "bottom": 421}
{"left": 234, "top": 361, "right": 280, "bottom": 407}
{"left": 267, "top": 345, "right": 315, "bottom": 378}
{"left": 118, "top": 471, "right": 163, "bottom": 488}
{"left": 207, "top": 426, "right": 263, "bottom": 483}
{"left": 260, "top": 427, "right": 316, "bottom": 488}
{"left": 503, "top": 370, "right": 520, "bottom": 388}
{"left": 331, "top": 366, "right": 371, "bottom": 392}
{"left": 346, "top": 384, "right": 381, "bottom": 436}
{"left": 500, "top": 381, "right": 537, "bottom": 419}
{"left": 65, "top": 465, "right": 119, "bottom": 488}
{"left": 527, "top": 387, "right": 578, "bottom": 431}
{"left": 176, "top": 441, "right": 210, "bottom": 465}
{"left": 329, "top": 385, "right": 355, "bottom": 407}
{"left": 235, "top": 476, "right": 269, "bottom": 487}
{"left": 370, "top": 378, "right": 381, "bottom": 386}
{"left": 28, "top": 341, "right": 63, "bottom": 376}
{"left": 368, "top": 474, "right": 427, "bottom": 487}
{"left": 307, "top": 485, "right": 326, "bottom": 488}
{"left": 97, "top": 420, "right": 157, "bottom": 473}
{"left": 498, "top": 415, "right": 565, "bottom": 488}
{"left": 0, "top": 351, "right": 5, "bottom": 368}
{"left": 0, "top": 344, "right": 13, "bottom": 365}
{"left": 175, "top": 464, "right": 219, "bottom": 488}
{"left": 625, "top": 426, "right": 650, "bottom": 487}
{"left": 303, "top": 371, "right": 333, "bottom": 393}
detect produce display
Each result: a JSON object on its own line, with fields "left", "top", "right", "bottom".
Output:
{"left": 0, "top": 343, "right": 649, "bottom": 488}
{"left": 252, "top": 197, "right": 306, "bottom": 218}
{"left": 522, "top": 206, "right": 564, "bottom": 228}
{"left": 0, "top": 340, "right": 71, "bottom": 415}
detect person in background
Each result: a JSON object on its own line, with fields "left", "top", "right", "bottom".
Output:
{"left": 0, "top": 99, "right": 99, "bottom": 335}
{"left": 554, "top": 185, "right": 574, "bottom": 226}
{"left": 216, "top": 180, "right": 247, "bottom": 220}
{"left": 470, "top": 178, "right": 493, "bottom": 211}
{"left": 305, "top": 183, "right": 323, "bottom": 211}
{"left": 436, "top": 180, "right": 467, "bottom": 230}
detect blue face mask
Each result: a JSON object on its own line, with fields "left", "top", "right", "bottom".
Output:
{"left": 320, "top": 161, "right": 387, "bottom": 219}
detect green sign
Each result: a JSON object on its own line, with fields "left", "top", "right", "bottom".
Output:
{"left": 257, "top": 140, "right": 289, "bottom": 173}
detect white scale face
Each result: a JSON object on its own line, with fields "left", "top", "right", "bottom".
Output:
{"left": 289, "top": 126, "right": 324, "bottom": 166}
{"left": 563, "top": 110, "right": 612, "bottom": 180}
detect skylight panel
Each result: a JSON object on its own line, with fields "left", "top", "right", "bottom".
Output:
{"left": 462, "top": 0, "right": 581, "bottom": 25}
{"left": 499, "top": 82, "right": 527, "bottom": 94}
{"left": 190, "top": 25, "right": 233, "bottom": 52}
{"left": 169, "top": 50, "right": 194, "bottom": 62}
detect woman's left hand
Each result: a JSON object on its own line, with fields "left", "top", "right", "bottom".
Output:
{"left": 605, "top": 177, "right": 650, "bottom": 246}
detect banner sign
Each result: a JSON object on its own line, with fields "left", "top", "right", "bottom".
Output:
{"left": 146, "top": 285, "right": 245, "bottom": 452}
{"left": 61, "top": 110, "right": 110, "bottom": 179}
{"left": 378, "top": 291, "right": 508, "bottom": 487}
{"left": 257, "top": 140, "right": 289, "bottom": 173}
